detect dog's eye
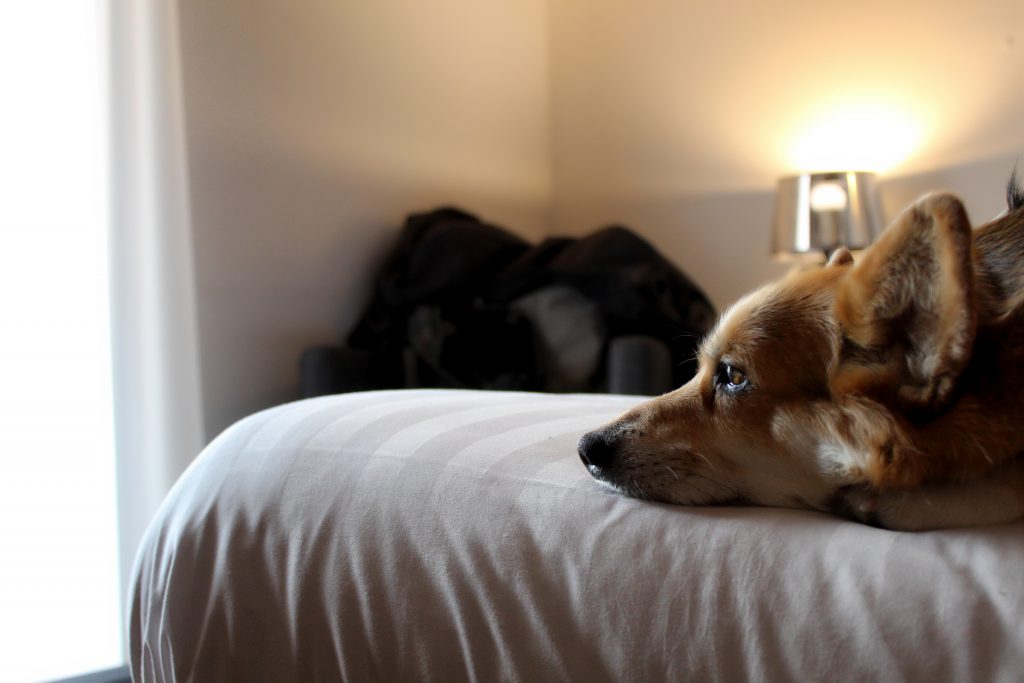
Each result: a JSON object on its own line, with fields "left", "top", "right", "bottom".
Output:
{"left": 717, "top": 362, "right": 749, "bottom": 393}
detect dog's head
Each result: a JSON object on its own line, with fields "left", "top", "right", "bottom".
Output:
{"left": 579, "top": 192, "right": 989, "bottom": 516}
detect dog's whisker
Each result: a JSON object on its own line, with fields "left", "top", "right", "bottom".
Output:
{"left": 691, "top": 450, "right": 717, "bottom": 472}
{"left": 664, "top": 465, "right": 680, "bottom": 480}
{"left": 969, "top": 433, "right": 993, "bottom": 465}
{"left": 688, "top": 471, "right": 737, "bottom": 495}
{"left": 684, "top": 479, "right": 708, "bottom": 496}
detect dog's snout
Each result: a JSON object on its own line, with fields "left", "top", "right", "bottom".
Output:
{"left": 578, "top": 428, "right": 618, "bottom": 469}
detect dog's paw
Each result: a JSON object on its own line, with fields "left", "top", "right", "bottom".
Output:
{"left": 840, "top": 485, "right": 950, "bottom": 531}
{"left": 838, "top": 486, "right": 891, "bottom": 529}
{"left": 838, "top": 459, "right": 1024, "bottom": 531}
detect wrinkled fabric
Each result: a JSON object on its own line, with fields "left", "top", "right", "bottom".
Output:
{"left": 131, "top": 390, "right": 1024, "bottom": 683}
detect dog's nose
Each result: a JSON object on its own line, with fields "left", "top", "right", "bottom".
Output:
{"left": 578, "top": 428, "right": 617, "bottom": 469}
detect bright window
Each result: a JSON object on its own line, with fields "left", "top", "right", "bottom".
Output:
{"left": 0, "top": 2, "right": 122, "bottom": 681}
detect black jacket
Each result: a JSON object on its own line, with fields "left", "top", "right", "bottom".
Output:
{"left": 348, "top": 207, "right": 715, "bottom": 390}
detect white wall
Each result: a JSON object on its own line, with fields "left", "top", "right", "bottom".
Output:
{"left": 548, "top": 0, "right": 1024, "bottom": 309}
{"left": 177, "top": 0, "right": 552, "bottom": 440}
{"left": 178, "top": 0, "right": 1024, "bottom": 439}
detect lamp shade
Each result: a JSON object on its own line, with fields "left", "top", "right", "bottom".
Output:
{"left": 772, "top": 171, "right": 884, "bottom": 259}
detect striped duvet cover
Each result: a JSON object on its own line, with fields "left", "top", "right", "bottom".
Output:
{"left": 130, "top": 389, "right": 1024, "bottom": 682}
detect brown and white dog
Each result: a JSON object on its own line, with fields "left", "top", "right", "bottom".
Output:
{"left": 579, "top": 175, "right": 1024, "bottom": 530}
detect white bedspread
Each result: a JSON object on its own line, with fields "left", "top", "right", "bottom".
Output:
{"left": 129, "top": 389, "right": 1024, "bottom": 682}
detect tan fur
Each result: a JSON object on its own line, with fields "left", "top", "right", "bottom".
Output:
{"left": 579, "top": 191, "right": 1024, "bottom": 530}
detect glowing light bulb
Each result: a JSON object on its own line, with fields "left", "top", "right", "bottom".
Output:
{"left": 809, "top": 180, "right": 848, "bottom": 211}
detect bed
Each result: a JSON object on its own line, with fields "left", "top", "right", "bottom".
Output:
{"left": 129, "top": 389, "right": 1024, "bottom": 682}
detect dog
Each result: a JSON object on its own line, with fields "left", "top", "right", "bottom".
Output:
{"left": 579, "top": 173, "right": 1024, "bottom": 530}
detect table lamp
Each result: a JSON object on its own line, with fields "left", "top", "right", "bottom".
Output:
{"left": 772, "top": 171, "right": 884, "bottom": 261}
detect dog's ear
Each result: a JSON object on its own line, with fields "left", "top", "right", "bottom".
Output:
{"left": 831, "top": 193, "right": 976, "bottom": 413}
{"left": 826, "top": 246, "right": 854, "bottom": 268}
